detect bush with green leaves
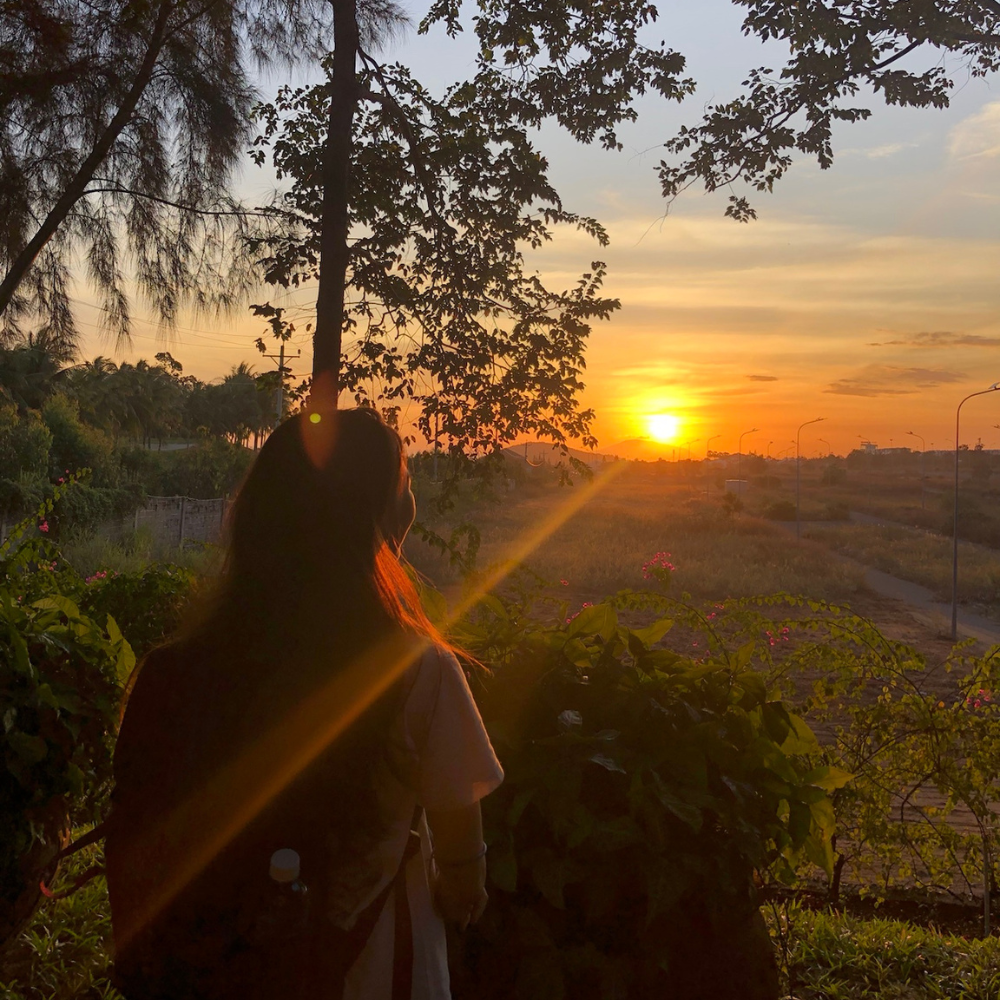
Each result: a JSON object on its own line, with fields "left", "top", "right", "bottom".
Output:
{"left": 452, "top": 591, "right": 842, "bottom": 1000}
{"left": 0, "top": 529, "right": 134, "bottom": 947}
{"left": 41, "top": 396, "right": 118, "bottom": 490}
{"left": 0, "top": 493, "right": 197, "bottom": 948}
{"left": 148, "top": 437, "right": 253, "bottom": 499}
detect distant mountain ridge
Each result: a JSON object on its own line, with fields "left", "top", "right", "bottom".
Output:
{"left": 503, "top": 441, "right": 609, "bottom": 466}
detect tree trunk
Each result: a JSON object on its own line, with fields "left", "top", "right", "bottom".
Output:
{"left": 0, "top": 1, "right": 173, "bottom": 319}
{"left": 311, "top": 0, "right": 359, "bottom": 399}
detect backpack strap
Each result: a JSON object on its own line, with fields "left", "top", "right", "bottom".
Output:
{"left": 326, "top": 808, "right": 423, "bottom": 1000}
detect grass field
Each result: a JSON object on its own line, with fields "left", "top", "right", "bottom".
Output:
{"left": 804, "top": 521, "right": 1000, "bottom": 616}
{"left": 406, "top": 464, "right": 865, "bottom": 606}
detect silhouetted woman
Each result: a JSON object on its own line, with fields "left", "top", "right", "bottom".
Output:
{"left": 109, "top": 406, "right": 503, "bottom": 1000}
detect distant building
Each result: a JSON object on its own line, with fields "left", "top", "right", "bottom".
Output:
{"left": 858, "top": 440, "right": 878, "bottom": 455}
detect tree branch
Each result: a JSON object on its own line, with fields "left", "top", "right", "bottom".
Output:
{"left": 82, "top": 185, "right": 264, "bottom": 218}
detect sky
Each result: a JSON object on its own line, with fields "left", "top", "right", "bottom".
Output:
{"left": 73, "top": 0, "right": 1000, "bottom": 458}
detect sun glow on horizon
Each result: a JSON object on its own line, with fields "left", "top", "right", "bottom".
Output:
{"left": 648, "top": 413, "right": 681, "bottom": 443}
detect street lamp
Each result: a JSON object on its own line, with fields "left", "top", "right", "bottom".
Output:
{"left": 818, "top": 438, "right": 831, "bottom": 457}
{"left": 906, "top": 430, "right": 925, "bottom": 510}
{"left": 796, "top": 417, "right": 825, "bottom": 539}
{"left": 951, "top": 383, "right": 1000, "bottom": 639}
{"left": 706, "top": 434, "right": 721, "bottom": 459}
{"left": 685, "top": 438, "right": 701, "bottom": 460}
{"left": 766, "top": 440, "right": 774, "bottom": 459}
{"left": 737, "top": 427, "right": 759, "bottom": 492}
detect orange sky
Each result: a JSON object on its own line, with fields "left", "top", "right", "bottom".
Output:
{"left": 74, "top": 3, "right": 1000, "bottom": 458}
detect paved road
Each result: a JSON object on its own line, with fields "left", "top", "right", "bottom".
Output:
{"left": 778, "top": 518, "right": 1000, "bottom": 647}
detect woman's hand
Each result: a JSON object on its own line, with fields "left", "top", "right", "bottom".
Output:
{"left": 432, "top": 856, "right": 488, "bottom": 930}
{"left": 426, "top": 801, "right": 488, "bottom": 930}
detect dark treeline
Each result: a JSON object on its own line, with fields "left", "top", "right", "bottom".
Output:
{"left": 0, "top": 342, "right": 281, "bottom": 529}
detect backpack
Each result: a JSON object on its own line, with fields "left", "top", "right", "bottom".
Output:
{"left": 42, "top": 645, "right": 420, "bottom": 1000}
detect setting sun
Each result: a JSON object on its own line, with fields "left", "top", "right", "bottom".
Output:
{"left": 648, "top": 413, "right": 681, "bottom": 443}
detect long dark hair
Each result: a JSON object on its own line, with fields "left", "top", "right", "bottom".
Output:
{"left": 118, "top": 407, "right": 442, "bottom": 914}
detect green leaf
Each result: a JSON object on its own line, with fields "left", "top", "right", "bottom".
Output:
{"left": 780, "top": 713, "right": 820, "bottom": 755}
{"left": 532, "top": 856, "right": 574, "bottom": 909}
{"left": 35, "top": 683, "right": 59, "bottom": 710}
{"left": 653, "top": 784, "right": 703, "bottom": 832}
{"left": 565, "top": 603, "right": 616, "bottom": 642}
{"left": 761, "top": 701, "right": 791, "bottom": 745}
{"left": 8, "top": 731, "right": 48, "bottom": 764}
{"left": 805, "top": 798, "right": 837, "bottom": 878}
{"left": 588, "top": 752, "right": 626, "bottom": 774}
{"left": 30, "top": 595, "right": 80, "bottom": 618}
{"left": 733, "top": 640, "right": 755, "bottom": 671}
{"left": 631, "top": 617, "right": 673, "bottom": 648}
{"left": 562, "top": 637, "right": 593, "bottom": 668}
{"left": 803, "top": 765, "right": 854, "bottom": 792}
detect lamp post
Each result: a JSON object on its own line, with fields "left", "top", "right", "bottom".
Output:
{"left": 906, "top": 431, "right": 925, "bottom": 510}
{"left": 685, "top": 438, "right": 701, "bottom": 460}
{"left": 951, "top": 383, "right": 1000, "bottom": 639}
{"left": 796, "top": 417, "right": 825, "bottom": 539}
{"left": 766, "top": 440, "right": 774, "bottom": 459}
{"left": 818, "top": 437, "right": 831, "bottom": 457}
{"left": 737, "top": 426, "right": 758, "bottom": 494}
{"left": 706, "top": 434, "right": 721, "bottom": 460}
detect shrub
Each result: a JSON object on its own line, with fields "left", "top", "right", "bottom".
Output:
{"left": 0, "top": 532, "right": 133, "bottom": 948}
{"left": 80, "top": 564, "right": 195, "bottom": 660}
{"left": 822, "top": 501, "right": 850, "bottom": 521}
{"left": 51, "top": 481, "right": 144, "bottom": 537}
{"left": 42, "top": 396, "right": 118, "bottom": 489}
{"left": 455, "top": 594, "right": 837, "bottom": 1000}
{"left": 154, "top": 438, "right": 253, "bottom": 498}
{"left": 820, "top": 465, "right": 847, "bottom": 486}
{"left": 0, "top": 406, "right": 51, "bottom": 483}
{"left": 762, "top": 500, "right": 797, "bottom": 521}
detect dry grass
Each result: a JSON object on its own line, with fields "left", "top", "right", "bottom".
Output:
{"left": 406, "top": 466, "right": 865, "bottom": 605}
{"left": 804, "top": 521, "right": 1000, "bottom": 613}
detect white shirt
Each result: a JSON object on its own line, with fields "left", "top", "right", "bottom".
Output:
{"left": 340, "top": 646, "right": 504, "bottom": 1000}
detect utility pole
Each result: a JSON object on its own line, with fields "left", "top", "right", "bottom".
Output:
{"left": 261, "top": 343, "right": 301, "bottom": 424}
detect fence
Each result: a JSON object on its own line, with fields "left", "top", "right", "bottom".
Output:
{"left": 0, "top": 495, "right": 230, "bottom": 549}
{"left": 129, "top": 495, "right": 229, "bottom": 548}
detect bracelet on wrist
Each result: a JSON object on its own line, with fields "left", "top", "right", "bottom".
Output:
{"left": 433, "top": 843, "right": 487, "bottom": 867}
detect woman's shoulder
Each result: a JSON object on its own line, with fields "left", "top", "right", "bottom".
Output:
{"left": 405, "top": 643, "right": 468, "bottom": 698}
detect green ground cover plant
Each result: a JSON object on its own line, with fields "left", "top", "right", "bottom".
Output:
{"left": 776, "top": 905, "right": 1000, "bottom": 999}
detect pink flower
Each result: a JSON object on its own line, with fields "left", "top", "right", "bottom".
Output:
{"left": 642, "top": 551, "right": 676, "bottom": 582}
{"left": 38, "top": 521, "right": 49, "bottom": 533}
{"left": 560, "top": 579, "right": 569, "bottom": 586}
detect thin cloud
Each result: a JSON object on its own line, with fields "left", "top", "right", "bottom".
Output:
{"left": 949, "top": 101, "right": 1000, "bottom": 162}
{"left": 868, "top": 331, "right": 1000, "bottom": 348}
{"left": 746, "top": 374, "right": 779, "bottom": 382}
{"left": 825, "top": 365, "right": 964, "bottom": 397}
